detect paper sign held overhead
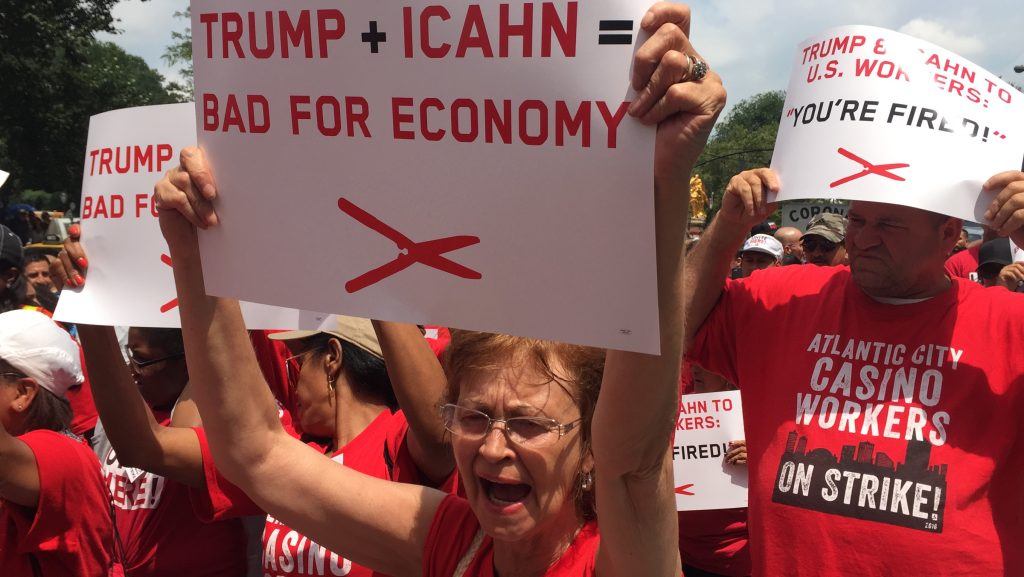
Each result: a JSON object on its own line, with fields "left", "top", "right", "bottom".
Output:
{"left": 770, "top": 26, "right": 1024, "bottom": 222}
{"left": 53, "top": 103, "right": 324, "bottom": 330}
{"left": 0, "top": 170, "right": 9, "bottom": 190}
{"left": 673, "top": 390, "right": 748, "bottom": 511}
{"left": 190, "top": 0, "right": 659, "bottom": 353}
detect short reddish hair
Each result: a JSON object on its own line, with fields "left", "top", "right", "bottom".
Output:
{"left": 442, "top": 330, "right": 604, "bottom": 520}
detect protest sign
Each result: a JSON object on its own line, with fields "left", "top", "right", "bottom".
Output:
{"left": 190, "top": 0, "right": 659, "bottom": 353}
{"left": 781, "top": 200, "right": 848, "bottom": 231}
{"left": 673, "top": 390, "right": 748, "bottom": 511}
{"left": 0, "top": 170, "right": 8, "bottom": 190}
{"left": 53, "top": 103, "right": 323, "bottom": 329}
{"left": 770, "top": 26, "right": 1024, "bottom": 222}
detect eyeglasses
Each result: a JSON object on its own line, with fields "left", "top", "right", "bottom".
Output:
{"left": 440, "top": 403, "right": 582, "bottom": 447}
{"left": 0, "top": 372, "right": 26, "bottom": 381}
{"left": 284, "top": 346, "right": 325, "bottom": 394}
{"left": 801, "top": 238, "right": 839, "bottom": 253}
{"left": 124, "top": 346, "right": 185, "bottom": 372}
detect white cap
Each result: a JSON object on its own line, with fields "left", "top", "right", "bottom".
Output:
{"left": 0, "top": 310, "right": 83, "bottom": 398}
{"left": 741, "top": 234, "right": 784, "bottom": 260}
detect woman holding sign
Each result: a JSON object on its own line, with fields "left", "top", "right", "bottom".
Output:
{"left": 55, "top": 231, "right": 458, "bottom": 576}
{"left": 152, "top": 2, "right": 724, "bottom": 576}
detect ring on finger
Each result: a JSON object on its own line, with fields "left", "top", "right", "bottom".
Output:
{"left": 685, "top": 54, "right": 709, "bottom": 82}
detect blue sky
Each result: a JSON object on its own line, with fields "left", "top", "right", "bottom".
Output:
{"left": 102, "top": 0, "right": 1024, "bottom": 113}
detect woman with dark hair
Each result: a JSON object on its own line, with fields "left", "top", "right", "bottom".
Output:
{"left": 0, "top": 309, "right": 115, "bottom": 576}
{"left": 148, "top": 3, "right": 723, "bottom": 575}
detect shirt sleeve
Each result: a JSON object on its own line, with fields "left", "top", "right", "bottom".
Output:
{"left": 384, "top": 412, "right": 460, "bottom": 493}
{"left": 422, "top": 495, "right": 479, "bottom": 577}
{"left": 686, "top": 278, "right": 748, "bottom": 386}
{"left": 249, "top": 329, "right": 294, "bottom": 412}
{"left": 9, "top": 431, "right": 107, "bottom": 555}
{"left": 188, "top": 427, "right": 265, "bottom": 521}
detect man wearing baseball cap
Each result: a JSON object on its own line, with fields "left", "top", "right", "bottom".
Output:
{"left": 976, "top": 237, "right": 1024, "bottom": 292}
{"left": 801, "top": 212, "right": 848, "bottom": 266}
{"left": 0, "top": 309, "right": 115, "bottom": 576}
{"left": 738, "top": 233, "right": 783, "bottom": 278}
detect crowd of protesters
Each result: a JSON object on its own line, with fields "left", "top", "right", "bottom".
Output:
{"left": 2, "top": 3, "right": 1024, "bottom": 577}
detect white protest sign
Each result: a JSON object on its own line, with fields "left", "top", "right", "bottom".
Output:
{"left": 770, "top": 26, "right": 1024, "bottom": 222}
{"left": 53, "top": 103, "right": 324, "bottom": 329}
{"left": 0, "top": 170, "right": 9, "bottom": 190}
{"left": 781, "top": 200, "right": 848, "bottom": 231}
{"left": 673, "top": 390, "right": 748, "bottom": 511}
{"left": 191, "top": 0, "right": 659, "bottom": 353}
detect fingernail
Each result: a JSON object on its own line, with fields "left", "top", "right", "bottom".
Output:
{"left": 68, "top": 224, "right": 81, "bottom": 238}
{"left": 641, "top": 11, "right": 654, "bottom": 27}
{"left": 73, "top": 274, "right": 85, "bottom": 287}
{"left": 77, "top": 257, "right": 88, "bottom": 269}
{"left": 66, "top": 276, "right": 77, "bottom": 288}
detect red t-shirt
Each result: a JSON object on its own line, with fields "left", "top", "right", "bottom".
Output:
{"left": 423, "top": 495, "right": 600, "bottom": 577}
{"left": 943, "top": 245, "right": 980, "bottom": 281}
{"left": 96, "top": 415, "right": 247, "bottom": 577}
{"left": 678, "top": 508, "right": 750, "bottom": 576}
{"left": 0, "top": 430, "right": 114, "bottom": 577}
{"left": 423, "top": 326, "right": 451, "bottom": 361}
{"left": 67, "top": 347, "right": 100, "bottom": 437}
{"left": 250, "top": 329, "right": 294, "bottom": 413}
{"left": 689, "top": 264, "right": 1024, "bottom": 576}
{"left": 191, "top": 409, "right": 448, "bottom": 577}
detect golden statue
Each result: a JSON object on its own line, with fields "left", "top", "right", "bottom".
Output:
{"left": 689, "top": 174, "right": 708, "bottom": 221}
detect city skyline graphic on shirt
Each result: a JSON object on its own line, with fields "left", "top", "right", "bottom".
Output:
{"left": 772, "top": 430, "right": 947, "bottom": 533}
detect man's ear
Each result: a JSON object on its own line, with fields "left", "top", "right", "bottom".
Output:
{"left": 2, "top": 266, "right": 19, "bottom": 287}
{"left": 941, "top": 218, "right": 964, "bottom": 250}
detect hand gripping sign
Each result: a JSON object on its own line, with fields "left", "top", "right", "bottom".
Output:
{"left": 190, "top": 0, "right": 659, "bottom": 353}
{"left": 53, "top": 103, "right": 325, "bottom": 330}
{"left": 673, "top": 390, "right": 748, "bottom": 511}
{"left": 770, "top": 26, "right": 1024, "bottom": 221}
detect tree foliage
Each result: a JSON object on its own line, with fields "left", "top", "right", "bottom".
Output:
{"left": 0, "top": 0, "right": 176, "bottom": 208}
{"left": 693, "top": 91, "right": 786, "bottom": 221}
{"left": 162, "top": 7, "right": 193, "bottom": 101}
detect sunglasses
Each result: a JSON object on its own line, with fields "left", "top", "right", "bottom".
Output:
{"left": 124, "top": 346, "right": 185, "bottom": 371}
{"left": 801, "top": 238, "right": 839, "bottom": 253}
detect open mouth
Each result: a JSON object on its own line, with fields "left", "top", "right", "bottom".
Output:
{"left": 481, "top": 478, "right": 532, "bottom": 507}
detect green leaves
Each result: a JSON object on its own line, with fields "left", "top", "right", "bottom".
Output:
{"left": 693, "top": 91, "right": 785, "bottom": 222}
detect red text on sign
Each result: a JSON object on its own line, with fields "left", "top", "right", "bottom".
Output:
{"left": 290, "top": 95, "right": 371, "bottom": 137}
{"left": 390, "top": 97, "right": 629, "bottom": 148}
{"left": 88, "top": 145, "right": 173, "bottom": 176}
{"left": 203, "top": 93, "right": 271, "bottom": 133}
{"left": 82, "top": 193, "right": 159, "bottom": 220}
{"left": 402, "top": 2, "right": 577, "bottom": 59}
{"left": 199, "top": 9, "right": 345, "bottom": 59}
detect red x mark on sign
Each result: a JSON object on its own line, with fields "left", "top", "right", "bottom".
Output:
{"left": 160, "top": 254, "right": 178, "bottom": 313}
{"left": 675, "top": 483, "right": 695, "bottom": 496}
{"left": 830, "top": 147, "right": 910, "bottom": 188}
{"left": 338, "top": 198, "right": 482, "bottom": 293}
